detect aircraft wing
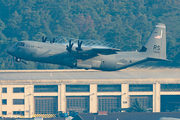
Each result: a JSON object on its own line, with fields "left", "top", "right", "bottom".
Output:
{"left": 74, "top": 48, "right": 121, "bottom": 60}
{"left": 92, "top": 48, "right": 121, "bottom": 55}
{"left": 65, "top": 40, "right": 121, "bottom": 58}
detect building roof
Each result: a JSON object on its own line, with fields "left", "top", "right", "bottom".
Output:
{"left": 73, "top": 113, "right": 180, "bottom": 120}
{"left": 0, "top": 68, "right": 180, "bottom": 85}
{"left": 5, "top": 118, "right": 66, "bottom": 120}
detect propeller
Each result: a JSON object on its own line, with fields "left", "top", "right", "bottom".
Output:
{"left": 42, "top": 36, "right": 47, "bottom": 42}
{"left": 66, "top": 40, "right": 74, "bottom": 53}
{"left": 76, "top": 40, "right": 83, "bottom": 52}
{"left": 50, "top": 38, "right": 55, "bottom": 44}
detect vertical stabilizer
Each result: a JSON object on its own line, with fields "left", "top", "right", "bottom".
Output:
{"left": 139, "top": 23, "right": 166, "bottom": 59}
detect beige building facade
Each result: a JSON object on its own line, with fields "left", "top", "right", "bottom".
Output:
{"left": 0, "top": 69, "right": 180, "bottom": 118}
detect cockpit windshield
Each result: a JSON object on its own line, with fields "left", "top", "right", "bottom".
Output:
{"left": 15, "top": 42, "right": 25, "bottom": 47}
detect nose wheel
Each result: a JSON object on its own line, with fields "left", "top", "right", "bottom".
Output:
{"left": 13, "top": 57, "right": 28, "bottom": 64}
{"left": 14, "top": 57, "right": 21, "bottom": 62}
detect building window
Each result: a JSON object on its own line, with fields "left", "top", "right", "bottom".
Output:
{"left": 98, "top": 85, "right": 121, "bottom": 92}
{"left": 2, "top": 99, "right": 7, "bottom": 105}
{"left": 129, "top": 84, "right": 153, "bottom": 91}
{"left": 35, "top": 96, "right": 58, "bottom": 114}
{"left": 2, "top": 111, "right": 7, "bottom": 115}
{"left": 98, "top": 96, "right": 121, "bottom": 113}
{"left": 34, "top": 85, "right": 58, "bottom": 92}
{"left": 13, "top": 99, "right": 24, "bottom": 105}
{"left": 161, "top": 95, "right": 180, "bottom": 112}
{"left": 13, "top": 111, "right": 24, "bottom": 116}
{"left": 130, "top": 95, "right": 153, "bottom": 111}
{"left": 66, "top": 96, "right": 89, "bottom": 113}
{"left": 2, "top": 88, "right": 7, "bottom": 93}
{"left": 13, "top": 87, "right": 24, "bottom": 93}
{"left": 66, "top": 85, "right": 90, "bottom": 92}
{"left": 161, "top": 84, "right": 180, "bottom": 91}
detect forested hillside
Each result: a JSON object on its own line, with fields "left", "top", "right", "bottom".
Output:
{"left": 0, "top": 0, "right": 180, "bottom": 69}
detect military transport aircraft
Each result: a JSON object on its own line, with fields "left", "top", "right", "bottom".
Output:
{"left": 7, "top": 23, "right": 168, "bottom": 71}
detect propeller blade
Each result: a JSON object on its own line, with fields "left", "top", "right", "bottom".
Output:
{"left": 45, "top": 37, "right": 47, "bottom": 42}
{"left": 53, "top": 38, "right": 55, "bottom": 43}
{"left": 76, "top": 40, "right": 83, "bottom": 52}
{"left": 71, "top": 43, "right": 74, "bottom": 48}
{"left": 50, "top": 38, "right": 55, "bottom": 43}
{"left": 69, "top": 40, "right": 72, "bottom": 46}
{"left": 66, "top": 40, "right": 74, "bottom": 53}
{"left": 79, "top": 41, "right": 83, "bottom": 47}
{"left": 42, "top": 36, "right": 47, "bottom": 42}
{"left": 77, "top": 40, "right": 83, "bottom": 48}
{"left": 42, "top": 36, "right": 44, "bottom": 42}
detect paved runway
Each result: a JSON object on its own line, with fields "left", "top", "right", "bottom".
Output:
{"left": 0, "top": 68, "right": 179, "bottom": 80}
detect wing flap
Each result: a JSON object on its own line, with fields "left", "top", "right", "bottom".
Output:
{"left": 92, "top": 48, "right": 121, "bottom": 55}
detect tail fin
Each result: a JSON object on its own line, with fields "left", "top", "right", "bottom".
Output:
{"left": 139, "top": 23, "right": 166, "bottom": 59}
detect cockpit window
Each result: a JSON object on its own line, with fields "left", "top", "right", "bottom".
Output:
{"left": 16, "top": 42, "right": 25, "bottom": 47}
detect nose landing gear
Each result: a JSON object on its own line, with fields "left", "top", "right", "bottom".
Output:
{"left": 14, "top": 57, "right": 28, "bottom": 65}
{"left": 15, "top": 57, "right": 21, "bottom": 62}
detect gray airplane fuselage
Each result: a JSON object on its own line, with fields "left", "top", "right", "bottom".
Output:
{"left": 7, "top": 23, "right": 167, "bottom": 71}
{"left": 7, "top": 41, "right": 147, "bottom": 71}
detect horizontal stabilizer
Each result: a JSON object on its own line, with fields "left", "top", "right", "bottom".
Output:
{"left": 147, "top": 57, "right": 170, "bottom": 61}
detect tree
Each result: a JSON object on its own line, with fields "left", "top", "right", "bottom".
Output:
{"left": 0, "top": 0, "right": 180, "bottom": 69}
{"left": 129, "top": 98, "right": 146, "bottom": 112}
{"left": 0, "top": 20, "right": 6, "bottom": 31}
{"left": 19, "top": 31, "right": 29, "bottom": 40}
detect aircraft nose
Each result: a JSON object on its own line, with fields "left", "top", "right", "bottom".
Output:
{"left": 7, "top": 47, "right": 15, "bottom": 55}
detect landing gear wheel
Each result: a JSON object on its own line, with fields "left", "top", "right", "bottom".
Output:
{"left": 15, "top": 57, "right": 21, "bottom": 62}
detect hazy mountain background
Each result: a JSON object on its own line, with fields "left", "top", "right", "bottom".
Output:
{"left": 0, "top": 0, "right": 180, "bottom": 69}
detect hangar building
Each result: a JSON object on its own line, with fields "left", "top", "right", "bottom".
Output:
{"left": 0, "top": 68, "right": 180, "bottom": 118}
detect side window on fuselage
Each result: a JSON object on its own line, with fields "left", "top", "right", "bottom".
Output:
{"left": 16, "top": 42, "right": 25, "bottom": 47}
